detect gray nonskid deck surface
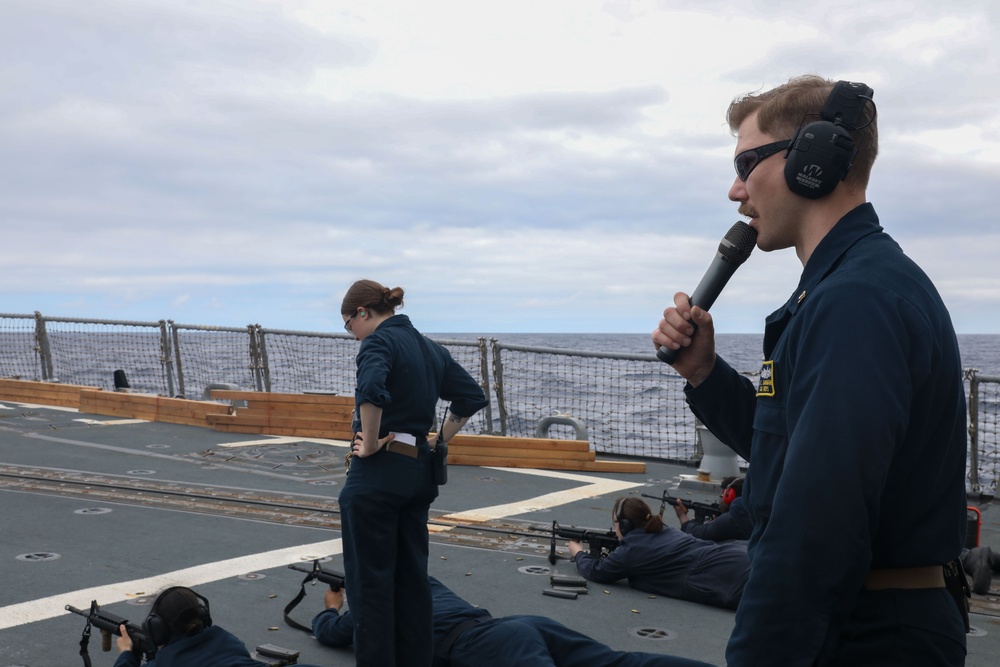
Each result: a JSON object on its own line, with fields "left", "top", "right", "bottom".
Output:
{"left": 1, "top": 402, "right": 997, "bottom": 667}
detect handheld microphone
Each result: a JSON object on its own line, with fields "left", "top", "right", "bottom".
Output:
{"left": 657, "top": 221, "right": 758, "bottom": 364}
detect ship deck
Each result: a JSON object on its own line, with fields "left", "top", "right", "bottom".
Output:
{"left": 1, "top": 400, "right": 998, "bottom": 666}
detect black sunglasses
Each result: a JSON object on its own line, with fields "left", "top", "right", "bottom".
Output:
{"left": 734, "top": 140, "right": 791, "bottom": 182}
{"left": 344, "top": 309, "right": 361, "bottom": 333}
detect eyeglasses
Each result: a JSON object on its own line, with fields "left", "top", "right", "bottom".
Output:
{"left": 734, "top": 140, "right": 791, "bottom": 182}
{"left": 343, "top": 310, "right": 360, "bottom": 333}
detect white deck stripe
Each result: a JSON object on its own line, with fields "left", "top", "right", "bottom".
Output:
{"left": 0, "top": 539, "right": 343, "bottom": 630}
{"left": 1, "top": 461, "right": 643, "bottom": 629}
{"left": 440, "top": 466, "right": 645, "bottom": 522}
{"left": 217, "top": 436, "right": 351, "bottom": 448}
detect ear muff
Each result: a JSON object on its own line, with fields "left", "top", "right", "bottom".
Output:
{"left": 615, "top": 499, "right": 635, "bottom": 536}
{"left": 144, "top": 587, "right": 212, "bottom": 646}
{"left": 783, "top": 80, "right": 873, "bottom": 199}
{"left": 722, "top": 486, "right": 737, "bottom": 505}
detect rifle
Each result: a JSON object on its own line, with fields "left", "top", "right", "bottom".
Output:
{"left": 642, "top": 490, "right": 722, "bottom": 523}
{"left": 545, "top": 520, "right": 620, "bottom": 565}
{"left": 284, "top": 559, "right": 345, "bottom": 632}
{"left": 65, "top": 600, "right": 157, "bottom": 665}
{"left": 288, "top": 560, "right": 345, "bottom": 591}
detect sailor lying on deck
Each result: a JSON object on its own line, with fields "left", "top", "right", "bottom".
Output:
{"left": 962, "top": 545, "right": 999, "bottom": 595}
{"left": 673, "top": 476, "right": 752, "bottom": 543}
{"left": 113, "top": 586, "right": 322, "bottom": 667}
{"left": 311, "top": 575, "right": 715, "bottom": 667}
{"left": 570, "top": 497, "right": 750, "bottom": 610}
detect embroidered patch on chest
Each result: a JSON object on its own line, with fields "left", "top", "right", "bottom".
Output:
{"left": 756, "top": 360, "right": 775, "bottom": 397}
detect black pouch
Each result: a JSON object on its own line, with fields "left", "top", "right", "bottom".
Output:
{"left": 943, "top": 558, "right": 971, "bottom": 633}
{"left": 432, "top": 442, "right": 448, "bottom": 485}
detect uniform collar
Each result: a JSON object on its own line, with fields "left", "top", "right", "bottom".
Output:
{"left": 781, "top": 202, "right": 882, "bottom": 317}
{"left": 374, "top": 313, "right": 411, "bottom": 330}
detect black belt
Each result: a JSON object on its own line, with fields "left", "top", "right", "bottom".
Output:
{"left": 437, "top": 615, "right": 492, "bottom": 659}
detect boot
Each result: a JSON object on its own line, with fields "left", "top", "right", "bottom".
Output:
{"left": 962, "top": 546, "right": 994, "bottom": 594}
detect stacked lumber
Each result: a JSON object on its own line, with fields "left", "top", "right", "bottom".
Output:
{"left": 1, "top": 383, "right": 642, "bottom": 473}
{"left": 207, "top": 390, "right": 644, "bottom": 473}
{"left": 205, "top": 390, "right": 354, "bottom": 440}
{"left": 448, "top": 433, "right": 646, "bottom": 474}
{"left": 78, "top": 389, "right": 231, "bottom": 427}
{"left": 0, "top": 378, "right": 96, "bottom": 409}
{"left": 205, "top": 391, "right": 644, "bottom": 472}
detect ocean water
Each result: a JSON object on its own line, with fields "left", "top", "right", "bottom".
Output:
{"left": 436, "top": 332, "right": 998, "bottom": 490}
{"left": 436, "top": 333, "right": 999, "bottom": 377}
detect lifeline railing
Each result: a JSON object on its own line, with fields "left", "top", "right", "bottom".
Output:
{"left": 1, "top": 311, "right": 996, "bottom": 495}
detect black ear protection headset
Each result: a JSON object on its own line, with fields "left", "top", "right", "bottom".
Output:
{"left": 143, "top": 587, "right": 213, "bottom": 646}
{"left": 783, "top": 80, "right": 875, "bottom": 199}
{"left": 614, "top": 498, "right": 636, "bottom": 536}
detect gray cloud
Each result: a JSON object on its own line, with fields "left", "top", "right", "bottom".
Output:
{"left": 1, "top": 0, "right": 998, "bottom": 333}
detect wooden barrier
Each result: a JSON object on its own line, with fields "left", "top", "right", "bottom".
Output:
{"left": 78, "top": 390, "right": 230, "bottom": 428}
{"left": 0, "top": 382, "right": 644, "bottom": 473}
{"left": 0, "top": 379, "right": 95, "bottom": 409}
{"left": 208, "top": 391, "right": 644, "bottom": 472}
{"left": 448, "top": 433, "right": 646, "bottom": 473}
{"left": 206, "top": 390, "right": 354, "bottom": 440}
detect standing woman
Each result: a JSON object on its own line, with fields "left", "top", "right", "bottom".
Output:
{"left": 338, "top": 279, "right": 488, "bottom": 666}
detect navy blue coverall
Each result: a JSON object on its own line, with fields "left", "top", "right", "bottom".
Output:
{"left": 312, "top": 576, "right": 715, "bottom": 667}
{"left": 573, "top": 526, "right": 749, "bottom": 610}
{"left": 338, "top": 315, "right": 488, "bottom": 667}
{"left": 112, "top": 624, "right": 324, "bottom": 667}
{"left": 685, "top": 204, "right": 968, "bottom": 666}
{"left": 680, "top": 497, "right": 752, "bottom": 542}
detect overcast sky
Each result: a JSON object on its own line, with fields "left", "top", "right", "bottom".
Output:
{"left": 2, "top": 0, "right": 998, "bottom": 335}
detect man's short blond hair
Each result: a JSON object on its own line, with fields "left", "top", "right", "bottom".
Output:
{"left": 726, "top": 75, "right": 878, "bottom": 191}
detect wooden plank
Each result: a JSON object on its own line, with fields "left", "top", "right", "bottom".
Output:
{"left": 160, "top": 401, "right": 231, "bottom": 416}
{"left": 79, "top": 404, "right": 158, "bottom": 421}
{"left": 0, "top": 379, "right": 95, "bottom": 392}
{"left": 80, "top": 391, "right": 228, "bottom": 415}
{"left": 447, "top": 454, "right": 572, "bottom": 468}
{"left": 79, "top": 393, "right": 157, "bottom": 410}
{"left": 448, "top": 453, "right": 645, "bottom": 473}
{"left": 0, "top": 385, "right": 81, "bottom": 399}
{"left": 449, "top": 433, "right": 591, "bottom": 452}
{"left": 240, "top": 403, "right": 354, "bottom": 420}
{"left": 0, "top": 393, "right": 80, "bottom": 408}
{"left": 448, "top": 445, "right": 594, "bottom": 461}
{"left": 78, "top": 390, "right": 229, "bottom": 426}
{"left": 210, "top": 390, "right": 354, "bottom": 407}
{"left": 0, "top": 379, "right": 93, "bottom": 408}
{"left": 578, "top": 460, "right": 646, "bottom": 473}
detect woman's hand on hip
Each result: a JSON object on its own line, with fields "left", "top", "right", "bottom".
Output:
{"left": 351, "top": 431, "right": 395, "bottom": 458}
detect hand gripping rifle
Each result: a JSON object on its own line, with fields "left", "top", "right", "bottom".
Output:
{"left": 65, "top": 600, "right": 157, "bottom": 666}
{"left": 284, "top": 559, "right": 345, "bottom": 632}
{"left": 546, "top": 520, "right": 620, "bottom": 565}
{"left": 642, "top": 490, "right": 722, "bottom": 523}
